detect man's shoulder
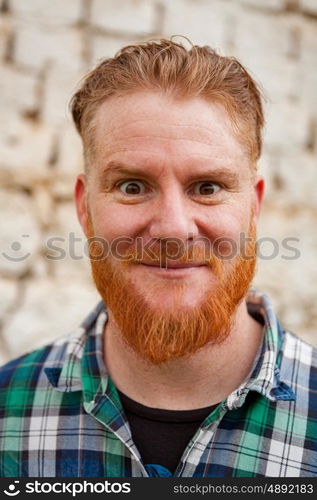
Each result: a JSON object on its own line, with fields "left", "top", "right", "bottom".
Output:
{"left": 280, "top": 328, "right": 317, "bottom": 398}
{"left": 0, "top": 301, "right": 105, "bottom": 391}
{"left": 282, "top": 328, "right": 317, "bottom": 364}
{"left": 0, "top": 330, "right": 80, "bottom": 393}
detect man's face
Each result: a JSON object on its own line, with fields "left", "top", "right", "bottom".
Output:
{"left": 75, "top": 91, "right": 264, "bottom": 363}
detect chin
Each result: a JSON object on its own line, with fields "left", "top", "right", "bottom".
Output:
{"left": 141, "top": 288, "right": 207, "bottom": 313}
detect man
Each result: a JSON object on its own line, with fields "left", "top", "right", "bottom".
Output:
{"left": 0, "top": 39, "right": 316, "bottom": 478}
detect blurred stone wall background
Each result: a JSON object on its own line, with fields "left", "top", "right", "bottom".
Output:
{"left": 0, "top": 0, "right": 317, "bottom": 364}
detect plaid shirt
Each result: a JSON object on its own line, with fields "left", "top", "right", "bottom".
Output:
{"left": 0, "top": 290, "right": 316, "bottom": 477}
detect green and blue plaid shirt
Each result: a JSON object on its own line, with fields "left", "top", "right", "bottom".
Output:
{"left": 0, "top": 290, "right": 316, "bottom": 477}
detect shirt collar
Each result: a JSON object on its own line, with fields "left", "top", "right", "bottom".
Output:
{"left": 44, "top": 301, "right": 107, "bottom": 394}
{"left": 44, "top": 290, "right": 295, "bottom": 407}
{"left": 225, "top": 289, "right": 295, "bottom": 411}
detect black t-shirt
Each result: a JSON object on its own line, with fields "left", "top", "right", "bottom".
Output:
{"left": 118, "top": 390, "right": 219, "bottom": 474}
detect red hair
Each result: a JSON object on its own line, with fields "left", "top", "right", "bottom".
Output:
{"left": 70, "top": 38, "right": 264, "bottom": 169}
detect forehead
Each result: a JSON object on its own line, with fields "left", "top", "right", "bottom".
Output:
{"left": 91, "top": 91, "right": 248, "bottom": 171}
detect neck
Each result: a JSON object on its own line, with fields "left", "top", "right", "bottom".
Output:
{"left": 103, "top": 299, "right": 264, "bottom": 410}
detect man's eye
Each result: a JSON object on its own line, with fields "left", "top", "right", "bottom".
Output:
{"left": 193, "top": 181, "right": 221, "bottom": 195}
{"left": 118, "top": 180, "right": 146, "bottom": 195}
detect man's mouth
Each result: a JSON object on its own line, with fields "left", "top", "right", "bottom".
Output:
{"left": 140, "top": 262, "right": 207, "bottom": 269}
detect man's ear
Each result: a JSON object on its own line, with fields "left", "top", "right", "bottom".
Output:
{"left": 253, "top": 175, "right": 265, "bottom": 221}
{"left": 75, "top": 173, "right": 89, "bottom": 236}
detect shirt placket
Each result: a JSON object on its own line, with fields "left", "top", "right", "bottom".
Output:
{"left": 174, "top": 404, "right": 228, "bottom": 477}
{"left": 84, "top": 389, "right": 149, "bottom": 477}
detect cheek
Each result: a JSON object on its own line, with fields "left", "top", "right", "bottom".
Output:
{"left": 202, "top": 209, "right": 251, "bottom": 257}
{"left": 205, "top": 210, "right": 249, "bottom": 237}
{"left": 90, "top": 199, "right": 147, "bottom": 241}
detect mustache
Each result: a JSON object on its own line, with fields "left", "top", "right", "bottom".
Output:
{"left": 88, "top": 238, "right": 225, "bottom": 282}
{"left": 89, "top": 238, "right": 221, "bottom": 267}
{"left": 127, "top": 246, "right": 215, "bottom": 266}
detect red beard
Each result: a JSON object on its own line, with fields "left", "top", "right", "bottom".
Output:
{"left": 87, "top": 217, "right": 257, "bottom": 364}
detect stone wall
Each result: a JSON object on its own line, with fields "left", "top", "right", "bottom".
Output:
{"left": 0, "top": 0, "right": 317, "bottom": 364}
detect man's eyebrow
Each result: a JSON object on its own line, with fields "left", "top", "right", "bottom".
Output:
{"left": 99, "top": 162, "right": 149, "bottom": 187}
{"left": 184, "top": 167, "right": 240, "bottom": 184}
{"left": 99, "top": 161, "right": 241, "bottom": 186}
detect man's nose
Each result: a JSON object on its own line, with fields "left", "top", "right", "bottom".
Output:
{"left": 148, "top": 191, "right": 198, "bottom": 241}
